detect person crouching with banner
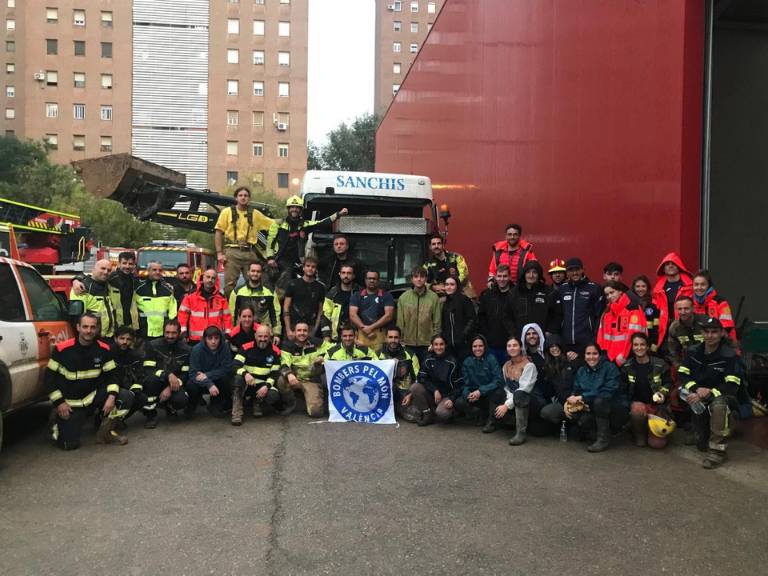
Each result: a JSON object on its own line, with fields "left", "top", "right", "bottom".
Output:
{"left": 231, "top": 325, "right": 281, "bottom": 425}
{"left": 377, "top": 326, "right": 421, "bottom": 423}
{"left": 455, "top": 335, "right": 504, "bottom": 427}
{"left": 278, "top": 321, "right": 328, "bottom": 418}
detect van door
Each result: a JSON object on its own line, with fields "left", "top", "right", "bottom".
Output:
{"left": 0, "top": 261, "right": 40, "bottom": 410}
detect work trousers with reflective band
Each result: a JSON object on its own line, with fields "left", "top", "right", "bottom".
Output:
{"left": 142, "top": 375, "right": 189, "bottom": 415}
{"left": 234, "top": 374, "right": 280, "bottom": 406}
{"left": 693, "top": 396, "right": 734, "bottom": 455}
{"left": 51, "top": 388, "right": 133, "bottom": 450}
{"left": 223, "top": 246, "right": 261, "bottom": 297}
{"left": 277, "top": 374, "right": 323, "bottom": 417}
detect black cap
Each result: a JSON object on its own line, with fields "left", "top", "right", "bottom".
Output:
{"left": 565, "top": 257, "right": 583, "bottom": 270}
{"left": 701, "top": 316, "right": 723, "bottom": 330}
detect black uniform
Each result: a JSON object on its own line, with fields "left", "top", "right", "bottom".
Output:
{"left": 142, "top": 337, "right": 191, "bottom": 416}
{"left": 110, "top": 341, "right": 147, "bottom": 420}
{"left": 233, "top": 341, "right": 282, "bottom": 407}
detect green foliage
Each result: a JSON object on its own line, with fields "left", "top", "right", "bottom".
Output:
{"left": 309, "top": 113, "right": 378, "bottom": 172}
{"left": 222, "top": 178, "right": 286, "bottom": 219}
{"left": 0, "top": 138, "right": 79, "bottom": 206}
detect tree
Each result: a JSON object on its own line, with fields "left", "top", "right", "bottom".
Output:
{"left": 309, "top": 113, "right": 378, "bottom": 172}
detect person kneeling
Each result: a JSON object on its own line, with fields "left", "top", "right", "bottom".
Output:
{"left": 232, "top": 325, "right": 281, "bottom": 425}
{"left": 188, "top": 326, "right": 234, "bottom": 418}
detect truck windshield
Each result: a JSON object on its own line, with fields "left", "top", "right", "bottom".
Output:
{"left": 138, "top": 250, "right": 187, "bottom": 270}
{"left": 348, "top": 236, "right": 425, "bottom": 290}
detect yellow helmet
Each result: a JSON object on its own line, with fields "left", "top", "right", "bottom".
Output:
{"left": 286, "top": 195, "right": 304, "bottom": 208}
{"left": 647, "top": 414, "right": 676, "bottom": 438}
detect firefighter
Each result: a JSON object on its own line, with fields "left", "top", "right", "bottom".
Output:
{"left": 547, "top": 258, "right": 567, "bottom": 288}
{"left": 321, "top": 263, "right": 361, "bottom": 342}
{"left": 135, "top": 261, "right": 178, "bottom": 340}
{"left": 651, "top": 252, "right": 693, "bottom": 348}
{"left": 228, "top": 304, "right": 260, "bottom": 351}
{"left": 141, "top": 318, "right": 191, "bottom": 428}
{"left": 69, "top": 258, "right": 121, "bottom": 338}
{"left": 278, "top": 321, "right": 328, "bottom": 418}
{"left": 691, "top": 270, "right": 737, "bottom": 343}
{"left": 232, "top": 324, "right": 281, "bottom": 424}
{"left": 110, "top": 325, "right": 147, "bottom": 424}
{"left": 665, "top": 296, "right": 707, "bottom": 371}
{"left": 324, "top": 324, "right": 374, "bottom": 361}
{"left": 487, "top": 223, "right": 537, "bottom": 288}
{"left": 424, "top": 235, "right": 473, "bottom": 299}
{"left": 348, "top": 269, "right": 395, "bottom": 350}
{"left": 677, "top": 317, "right": 744, "bottom": 469}
{"left": 214, "top": 186, "right": 274, "bottom": 297}
{"left": 178, "top": 268, "right": 232, "bottom": 344}
{"left": 318, "top": 233, "right": 363, "bottom": 289}
{"left": 45, "top": 313, "right": 130, "bottom": 449}
{"left": 265, "top": 195, "right": 348, "bottom": 285}
{"left": 170, "top": 263, "right": 196, "bottom": 308}
{"left": 282, "top": 256, "right": 326, "bottom": 341}
{"left": 377, "top": 326, "right": 421, "bottom": 423}
{"left": 229, "top": 260, "right": 281, "bottom": 343}
{"left": 596, "top": 281, "right": 647, "bottom": 366}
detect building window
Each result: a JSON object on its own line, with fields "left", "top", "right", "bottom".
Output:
{"left": 393, "top": 1, "right": 402, "bottom": 11}
{"left": 393, "top": 21, "right": 401, "bottom": 32}
{"left": 252, "top": 172, "right": 264, "bottom": 185}
{"left": 100, "top": 136, "right": 112, "bottom": 152}
{"left": 278, "top": 21, "right": 290, "bottom": 37}
{"left": 278, "top": 51, "right": 290, "bottom": 66}
{"left": 252, "top": 142, "right": 263, "bottom": 157}
{"left": 252, "top": 111, "right": 264, "bottom": 127}
{"left": 393, "top": 42, "right": 401, "bottom": 53}
{"left": 410, "top": 42, "right": 418, "bottom": 53}
{"left": 46, "top": 70, "right": 58, "bottom": 86}
{"left": 101, "top": 11, "right": 113, "bottom": 28}
{"left": 6, "top": 63, "right": 15, "bottom": 74}
{"left": 8, "top": 0, "right": 16, "bottom": 7}
{"left": 227, "top": 49, "right": 239, "bottom": 64}
{"left": 280, "top": 0, "right": 290, "bottom": 4}
{"left": 227, "top": 19, "right": 239, "bottom": 34}
{"left": 44, "top": 134, "right": 58, "bottom": 149}
{"left": 427, "top": 22, "right": 433, "bottom": 32}
{"left": 45, "top": 102, "right": 58, "bottom": 118}
{"left": 227, "top": 171, "right": 238, "bottom": 185}
{"left": 4, "top": 108, "right": 14, "bottom": 120}
{"left": 428, "top": 2, "right": 436, "bottom": 14}
{"left": 73, "top": 103, "right": 85, "bottom": 120}
{"left": 73, "top": 72, "right": 85, "bottom": 88}
{"left": 277, "top": 112, "right": 290, "bottom": 126}
{"left": 101, "top": 42, "right": 112, "bottom": 58}
{"left": 46, "top": 7, "right": 58, "bottom": 23}
{"left": 6, "top": 85, "right": 14, "bottom": 98}
{"left": 6, "top": 19, "right": 15, "bottom": 32}
{"left": 393, "top": 62, "right": 401, "bottom": 74}
{"left": 73, "top": 9, "right": 85, "bottom": 26}
{"left": 278, "top": 143, "right": 289, "bottom": 158}
{"left": 100, "top": 105, "right": 112, "bottom": 121}
{"left": 101, "top": 73, "right": 113, "bottom": 89}
{"left": 253, "top": 20, "right": 265, "bottom": 35}
{"left": 411, "top": 1, "right": 419, "bottom": 13}
{"left": 392, "top": 84, "right": 400, "bottom": 95}
{"left": 253, "top": 81, "right": 264, "bottom": 96}
{"left": 46, "top": 39, "right": 58, "bottom": 55}
{"left": 227, "top": 79, "right": 239, "bottom": 96}
{"left": 227, "top": 141, "right": 239, "bottom": 156}
{"left": 253, "top": 50, "right": 265, "bottom": 65}
{"left": 227, "top": 110, "right": 239, "bottom": 126}
{"left": 410, "top": 22, "right": 419, "bottom": 33}
{"left": 73, "top": 135, "right": 85, "bottom": 151}
{"left": 277, "top": 173, "right": 289, "bottom": 188}
{"left": 254, "top": 0, "right": 264, "bottom": 4}
{"left": 278, "top": 82, "right": 289, "bottom": 97}
{"left": 6, "top": 41, "right": 15, "bottom": 53}
{"left": 74, "top": 40, "right": 85, "bottom": 56}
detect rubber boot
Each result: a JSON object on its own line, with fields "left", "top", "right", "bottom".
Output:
{"left": 97, "top": 418, "right": 128, "bottom": 445}
{"left": 481, "top": 416, "right": 497, "bottom": 433}
{"left": 231, "top": 389, "right": 244, "bottom": 426}
{"left": 509, "top": 405, "right": 529, "bottom": 446}
{"left": 587, "top": 417, "right": 610, "bottom": 452}
{"left": 630, "top": 413, "right": 647, "bottom": 447}
{"left": 278, "top": 388, "right": 297, "bottom": 416}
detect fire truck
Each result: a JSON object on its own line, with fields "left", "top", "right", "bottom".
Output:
{"left": 136, "top": 240, "right": 215, "bottom": 279}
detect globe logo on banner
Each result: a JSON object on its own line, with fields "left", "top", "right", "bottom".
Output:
{"left": 326, "top": 360, "right": 396, "bottom": 424}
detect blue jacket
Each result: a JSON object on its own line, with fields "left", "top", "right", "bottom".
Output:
{"left": 572, "top": 358, "right": 620, "bottom": 403}
{"left": 189, "top": 340, "right": 234, "bottom": 390}
{"left": 461, "top": 352, "right": 503, "bottom": 398}
{"left": 556, "top": 276, "right": 603, "bottom": 348}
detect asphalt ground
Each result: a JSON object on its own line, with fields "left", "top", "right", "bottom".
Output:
{"left": 1, "top": 404, "right": 767, "bottom": 576}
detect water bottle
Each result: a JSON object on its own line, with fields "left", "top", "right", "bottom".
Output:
{"left": 679, "top": 387, "right": 705, "bottom": 414}
{"left": 559, "top": 420, "right": 568, "bottom": 442}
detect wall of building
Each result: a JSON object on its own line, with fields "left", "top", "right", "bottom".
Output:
{"left": 376, "top": 0, "right": 705, "bottom": 291}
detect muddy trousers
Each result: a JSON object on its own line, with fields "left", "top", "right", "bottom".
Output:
{"left": 692, "top": 396, "right": 734, "bottom": 458}
{"left": 142, "top": 376, "right": 189, "bottom": 417}
{"left": 409, "top": 382, "right": 457, "bottom": 422}
{"left": 51, "top": 388, "right": 134, "bottom": 450}
{"left": 233, "top": 376, "right": 280, "bottom": 414}
{"left": 223, "top": 246, "right": 262, "bottom": 297}
{"left": 277, "top": 375, "right": 325, "bottom": 417}
{"left": 571, "top": 397, "right": 629, "bottom": 435}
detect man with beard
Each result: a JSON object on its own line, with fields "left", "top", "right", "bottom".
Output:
{"left": 170, "top": 263, "right": 196, "bottom": 308}
{"left": 178, "top": 268, "right": 232, "bottom": 344}
{"left": 135, "top": 261, "right": 178, "bottom": 340}
{"left": 282, "top": 257, "right": 326, "bottom": 341}
{"left": 478, "top": 265, "right": 516, "bottom": 365}
{"left": 424, "top": 235, "right": 473, "bottom": 299}
{"left": 279, "top": 321, "right": 328, "bottom": 418}
{"left": 229, "top": 260, "right": 281, "bottom": 344}
{"left": 142, "top": 318, "right": 190, "bottom": 428}
{"left": 318, "top": 234, "right": 363, "bottom": 289}
{"left": 232, "top": 325, "right": 281, "bottom": 424}
{"left": 110, "top": 325, "right": 147, "bottom": 425}
{"left": 69, "top": 259, "right": 121, "bottom": 338}
{"left": 377, "top": 326, "right": 421, "bottom": 422}
{"left": 322, "top": 263, "right": 361, "bottom": 342}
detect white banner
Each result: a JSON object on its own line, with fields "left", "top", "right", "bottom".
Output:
{"left": 324, "top": 360, "right": 397, "bottom": 424}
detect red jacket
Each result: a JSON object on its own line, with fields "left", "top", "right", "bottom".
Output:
{"left": 487, "top": 239, "right": 536, "bottom": 283}
{"left": 178, "top": 277, "right": 232, "bottom": 343}
{"left": 651, "top": 252, "right": 693, "bottom": 348}
{"left": 597, "top": 293, "right": 647, "bottom": 363}
{"left": 693, "top": 289, "right": 737, "bottom": 341}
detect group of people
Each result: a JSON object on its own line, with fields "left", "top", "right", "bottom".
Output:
{"left": 48, "top": 190, "right": 746, "bottom": 470}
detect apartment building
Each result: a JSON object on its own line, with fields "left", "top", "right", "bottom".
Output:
{"left": 0, "top": 0, "right": 307, "bottom": 195}
{"left": 374, "top": 0, "right": 443, "bottom": 117}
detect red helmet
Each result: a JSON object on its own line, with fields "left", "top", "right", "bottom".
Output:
{"left": 548, "top": 259, "right": 566, "bottom": 273}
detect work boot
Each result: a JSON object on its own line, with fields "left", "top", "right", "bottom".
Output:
{"left": 231, "top": 390, "right": 244, "bottom": 426}
{"left": 418, "top": 409, "right": 435, "bottom": 427}
{"left": 278, "top": 390, "right": 297, "bottom": 417}
{"left": 587, "top": 417, "right": 611, "bottom": 452}
{"left": 509, "top": 405, "right": 529, "bottom": 446}
{"left": 144, "top": 412, "right": 158, "bottom": 429}
{"left": 253, "top": 400, "right": 265, "bottom": 418}
{"left": 630, "top": 413, "right": 647, "bottom": 447}
{"left": 702, "top": 450, "right": 727, "bottom": 469}
{"left": 96, "top": 418, "right": 128, "bottom": 445}
{"left": 481, "top": 416, "right": 497, "bottom": 434}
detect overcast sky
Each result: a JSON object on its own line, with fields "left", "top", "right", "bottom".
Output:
{"left": 308, "top": 0, "right": 375, "bottom": 145}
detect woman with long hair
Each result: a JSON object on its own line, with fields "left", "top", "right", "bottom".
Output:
{"left": 410, "top": 334, "right": 464, "bottom": 426}
{"left": 455, "top": 335, "right": 503, "bottom": 428}
{"left": 631, "top": 275, "right": 661, "bottom": 352}
{"left": 692, "top": 270, "right": 737, "bottom": 342}
{"left": 597, "top": 280, "right": 647, "bottom": 366}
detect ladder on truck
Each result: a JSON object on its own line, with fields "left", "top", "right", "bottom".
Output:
{"left": 0, "top": 197, "right": 81, "bottom": 235}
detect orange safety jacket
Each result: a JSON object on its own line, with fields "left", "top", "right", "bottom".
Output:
{"left": 693, "top": 289, "right": 737, "bottom": 341}
{"left": 651, "top": 252, "right": 693, "bottom": 349}
{"left": 487, "top": 239, "right": 536, "bottom": 283}
{"left": 597, "top": 292, "right": 647, "bottom": 363}
{"left": 178, "top": 277, "right": 233, "bottom": 343}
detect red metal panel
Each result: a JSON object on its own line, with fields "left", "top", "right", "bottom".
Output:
{"left": 377, "top": 0, "right": 704, "bottom": 290}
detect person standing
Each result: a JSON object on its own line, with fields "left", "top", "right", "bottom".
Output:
{"left": 691, "top": 270, "right": 737, "bottom": 342}
{"left": 229, "top": 260, "right": 281, "bottom": 342}
{"left": 477, "top": 265, "right": 516, "bottom": 365}
{"left": 555, "top": 258, "right": 603, "bottom": 361}
{"left": 651, "top": 252, "right": 694, "bottom": 348}
{"left": 631, "top": 275, "right": 661, "bottom": 353}
{"left": 597, "top": 281, "right": 647, "bottom": 366}
{"left": 665, "top": 296, "right": 706, "bottom": 371}
{"left": 441, "top": 276, "right": 477, "bottom": 362}
{"left": 170, "top": 263, "right": 196, "bottom": 309}
{"left": 487, "top": 224, "right": 536, "bottom": 287}
{"left": 135, "top": 261, "right": 178, "bottom": 340}
{"left": 510, "top": 261, "right": 559, "bottom": 336}
{"left": 215, "top": 186, "right": 274, "bottom": 297}
{"left": 178, "top": 268, "right": 232, "bottom": 344}
{"left": 321, "top": 264, "right": 361, "bottom": 342}
{"left": 348, "top": 269, "right": 395, "bottom": 350}
{"left": 228, "top": 305, "right": 260, "bottom": 351}
{"left": 397, "top": 266, "right": 442, "bottom": 364}
{"left": 547, "top": 259, "right": 567, "bottom": 289}
{"left": 282, "top": 256, "right": 326, "bottom": 341}
{"left": 318, "top": 234, "right": 363, "bottom": 289}
{"left": 69, "top": 259, "right": 121, "bottom": 338}
{"left": 424, "top": 235, "right": 473, "bottom": 299}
